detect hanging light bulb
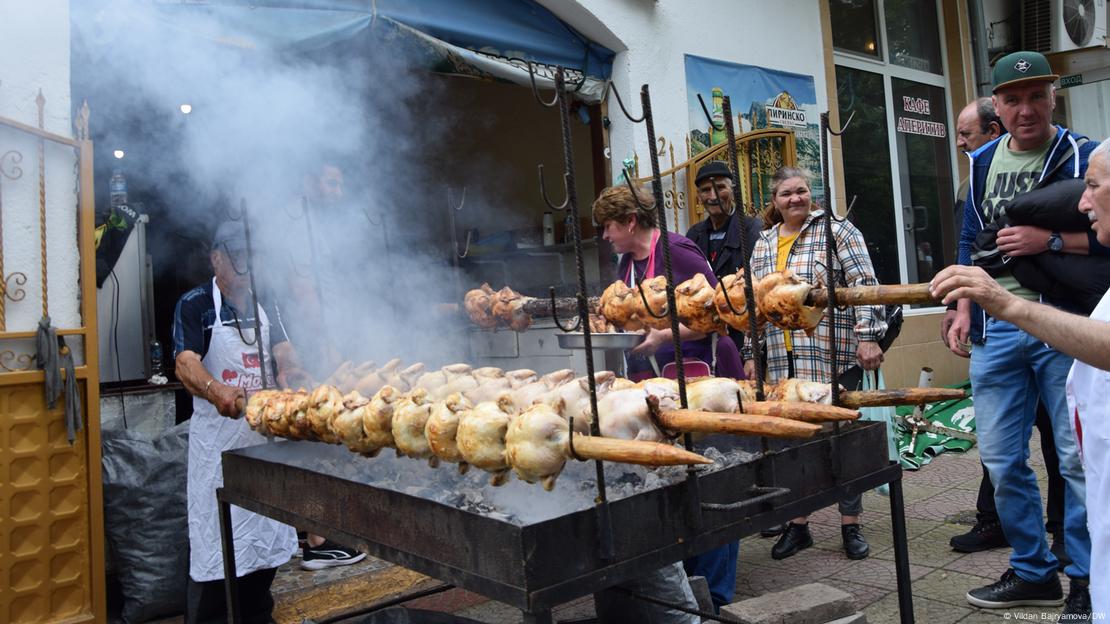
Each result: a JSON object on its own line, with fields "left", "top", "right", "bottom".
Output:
{"left": 113, "top": 149, "right": 125, "bottom": 159}
{"left": 180, "top": 103, "right": 193, "bottom": 115}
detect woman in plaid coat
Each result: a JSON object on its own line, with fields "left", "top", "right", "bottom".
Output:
{"left": 747, "top": 167, "right": 887, "bottom": 562}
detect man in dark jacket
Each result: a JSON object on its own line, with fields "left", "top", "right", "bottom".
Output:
{"left": 945, "top": 51, "right": 1095, "bottom": 618}
{"left": 686, "top": 160, "right": 764, "bottom": 280}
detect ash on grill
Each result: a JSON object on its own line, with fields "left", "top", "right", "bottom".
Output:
{"left": 250, "top": 439, "right": 755, "bottom": 525}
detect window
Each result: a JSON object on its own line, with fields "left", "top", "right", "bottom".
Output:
{"left": 830, "top": 0, "right": 881, "bottom": 58}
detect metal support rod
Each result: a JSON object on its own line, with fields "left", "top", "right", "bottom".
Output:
{"left": 819, "top": 113, "right": 840, "bottom": 405}
{"left": 888, "top": 474, "right": 916, "bottom": 624}
{"left": 241, "top": 199, "right": 268, "bottom": 390}
{"left": 720, "top": 95, "right": 766, "bottom": 401}
{"left": 537, "top": 66, "right": 613, "bottom": 560}
{"left": 217, "top": 491, "right": 242, "bottom": 624}
{"left": 639, "top": 84, "right": 702, "bottom": 530}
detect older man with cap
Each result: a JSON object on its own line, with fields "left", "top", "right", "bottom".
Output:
{"left": 945, "top": 50, "right": 1096, "bottom": 617}
{"left": 686, "top": 160, "right": 764, "bottom": 280}
{"left": 172, "top": 221, "right": 310, "bottom": 623}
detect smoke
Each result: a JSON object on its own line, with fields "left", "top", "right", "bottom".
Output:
{"left": 71, "top": 0, "right": 474, "bottom": 373}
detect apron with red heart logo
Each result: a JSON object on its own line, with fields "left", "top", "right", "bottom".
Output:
{"left": 187, "top": 278, "right": 296, "bottom": 582}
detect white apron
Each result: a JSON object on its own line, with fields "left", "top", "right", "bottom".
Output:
{"left": 187, "top": 279, "right": 297, "bottom": 582}
{"left": 1066, "top": 287, "right": 1110, "bottom": 615}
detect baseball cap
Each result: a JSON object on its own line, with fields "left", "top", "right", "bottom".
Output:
{"left": 695, "top": 161, "right": 733, "bottom": 185}
{"left": 211, "top": 221, "right": 247, "bottom": 253}
{"left": 992, "top": 51, "right": 1059, "bottom": 93}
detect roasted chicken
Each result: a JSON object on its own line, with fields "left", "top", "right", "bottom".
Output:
{"left": 456, "top": 395, "right": 518, "bottom": 485}
{"left": 714, "top": 269, "right": 764, "bottom": 333}
{"left": 755, "top": 270, "right": 825, "bottom": 335}
{"left": 425, "top": 392, "right": 472, "bottom": 472}
{"left": 675, "top": 273, "right": 727, "bottom": 335}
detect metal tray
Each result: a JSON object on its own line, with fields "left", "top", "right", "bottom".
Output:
{"left": 556, "top": 332, "right": 643, "bottom": 351}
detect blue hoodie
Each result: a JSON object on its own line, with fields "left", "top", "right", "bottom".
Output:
{"left": 959, "top": 125, "right": 1096, "bottom": 344}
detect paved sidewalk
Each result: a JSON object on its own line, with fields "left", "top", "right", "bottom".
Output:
{"left": 265, "top": 432, "right": 1066, "bottom": 623}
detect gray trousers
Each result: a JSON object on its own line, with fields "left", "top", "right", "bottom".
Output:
{"left": 593, "top": 562, "right": 701, "bottom": 624}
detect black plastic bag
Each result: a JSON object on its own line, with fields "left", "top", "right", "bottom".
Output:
{"left": 102, "top": 423, "right": 189, "bottom": 623}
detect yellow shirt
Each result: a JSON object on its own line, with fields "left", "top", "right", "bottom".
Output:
{"left": 776, "top": 230, "right": 800, "bottom": 351}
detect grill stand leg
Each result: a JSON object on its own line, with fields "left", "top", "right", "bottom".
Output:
{"left": 218, "top": 490, "right": 243, "bottom": 624}
{"left": 888, "top": 473, "right": 915, "bottom": 624}
{"left": 522, "top": 610, "right": 553, "bottom": 624}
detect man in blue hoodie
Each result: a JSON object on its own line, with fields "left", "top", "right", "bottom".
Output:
{"left": 945, "top": 51, "right": 1096, "bottom": 618}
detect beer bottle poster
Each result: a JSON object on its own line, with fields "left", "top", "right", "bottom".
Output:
{"left": 684, "top": 55, "right": 823, "bottom": 208}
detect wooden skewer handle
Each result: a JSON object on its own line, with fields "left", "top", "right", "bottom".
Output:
{"left": 742, "top": 401, "right": 860, "bottom": 423}
{"left": 568, "top": 434, "right": 712, "bottom": 466}
{"left": 807, "top": 283, "right": 937, "bottom": 307}
{"left": 838, "top": 387, "right": 967, "bottom": 408}
{"left": 656, "top": 409, "right": 821, "bottom": 438}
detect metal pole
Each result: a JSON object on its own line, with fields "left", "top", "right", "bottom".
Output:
{"left": 720, "top": 96, "right": 766, "bottom": 402}
{"left": 819, "top": 113, "right": 840, "bottom": 405}
{"left": 640, "top": 84, "right": 701, "bottom": 529}
{"left": 217, "top": 490, "right": 242, "bottom": 624}
{"left": 241, "top": 199, "right": 267, "bottom": 390}
{"left": 888, "top": 474, "right": 916, "bottom": 624}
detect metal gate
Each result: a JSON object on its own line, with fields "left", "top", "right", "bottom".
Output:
{"left": 0, "top": 90, "right": 104, "bottom": 623}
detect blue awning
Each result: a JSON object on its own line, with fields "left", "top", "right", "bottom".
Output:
{"left": 74, "top": 0, "right": 614, "bottom": 100}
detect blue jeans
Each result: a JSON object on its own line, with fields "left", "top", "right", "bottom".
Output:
{"left": 684, "top": 542, "right": 739, "bottom": 609}
{"left": 970, "top": 319, "right": 1090, "bottom": 582}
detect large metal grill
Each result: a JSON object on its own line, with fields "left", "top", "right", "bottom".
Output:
{"left": 217, "top": 420, "right": 912, "bottom": 623}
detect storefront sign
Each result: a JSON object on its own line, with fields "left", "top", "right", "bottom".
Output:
{"left": 765, "top": 105, "right": 807, "bottom": 128}
{"left": 1060, "top": 73, "right": 1084, "bottom": 88}
{"left": 896, "top": 116, "right": 947, "bottom": 138}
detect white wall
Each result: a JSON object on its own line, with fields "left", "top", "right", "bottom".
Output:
{"left": 0, "top": 0, "right": 81, "bottom": 334}
{"left": 542, "top": 0, "right": 828, "bottom": 232}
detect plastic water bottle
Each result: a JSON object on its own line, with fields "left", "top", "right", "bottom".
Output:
{"left": 109, "top": 169, "right": 128, "bottom": 207}
{"left": 149, "top": 338, "right": 164, "bottom": 377}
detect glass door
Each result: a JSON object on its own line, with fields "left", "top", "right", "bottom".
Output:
{"left": 891, "top": 78, "right": 956, "bottom": 283}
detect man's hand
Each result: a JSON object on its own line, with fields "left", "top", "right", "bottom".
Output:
{"left": 630, "top": 328, "right": 669, "bottom": 356}
{"left": 209, "top": 382, "right": 245, "bottom": 418}
{"left": 941, "top": 309, "right": 957, "bottom": 348}
{"left": 996, "top": 225, "right": 1050, "bottom": 256}
{"left": 856, "top": 341, "right": 883, "bottom": 371}
{"left": 931, "top": 264, "right": 1026, "bottom": 326}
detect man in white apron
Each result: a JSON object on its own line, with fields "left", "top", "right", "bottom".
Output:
{"left": 172, "top": 222, "right": 305, "bottom": 623}
{"left": 929, "top": 136, "right": 1110, "bottom": 621}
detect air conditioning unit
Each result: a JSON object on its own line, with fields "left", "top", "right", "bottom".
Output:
{"left": 1022, "top": 0, "right": 1107, "bottom": 52}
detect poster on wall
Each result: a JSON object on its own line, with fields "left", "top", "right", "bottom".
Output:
{"left": 684, "top": 54, "right": 824, "bottom": 205}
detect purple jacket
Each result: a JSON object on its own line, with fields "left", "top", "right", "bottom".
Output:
{"left": 617, "top": 232, "right": 744, "bottom": 379}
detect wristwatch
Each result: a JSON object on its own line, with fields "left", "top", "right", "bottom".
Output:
{"left": 1048, "top": 231, "right": 1064, "bottom": 253}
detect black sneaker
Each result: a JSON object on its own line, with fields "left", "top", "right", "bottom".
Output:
{"left": 950, "top": 520, "right": 1009, "bottom": 553}
{"left": 1060, "top": 577, "right": 1091, "bottom": 621}
{"left": 301, "top": 539, "right": 367, "bottom": 571}
{"left": 965, "top": 569, "right": 1064, "bottom": 609}
{"left": 1051, "top": 532, "right": 1072, "bottom": 572}
{"left": 841, "top": 523, "right": 870, "bottom": 560}
{"left": 771, "top": 522, "right": 813, "bottom": 560}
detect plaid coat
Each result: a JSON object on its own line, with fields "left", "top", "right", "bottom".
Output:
{"left": 749, "top": 209, "right": 887, "bottom": 384}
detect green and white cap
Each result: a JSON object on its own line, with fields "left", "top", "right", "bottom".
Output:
{"left": 992, "top": 51, "right": 1059, "bottom": 93}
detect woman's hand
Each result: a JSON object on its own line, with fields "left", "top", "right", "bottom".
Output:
{"left": 630, "top": 328, "right": 669, "bottom": 356}
{"left": 856, "top": 341, "right": 883, "bottom": 371}
{"left": 743, "top": 359, "right": 755, "bottom": 380}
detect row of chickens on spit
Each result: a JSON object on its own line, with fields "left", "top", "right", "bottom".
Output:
{"left": 464, "top": 269, "right": 933, "bottom": 335}
{"left": 244, "top": 358, "right": 868, "bottom": 491}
